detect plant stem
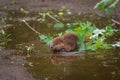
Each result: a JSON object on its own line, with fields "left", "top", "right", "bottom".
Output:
{"left": 47, "top": 14, "right": 61, "bottom": 23}
{"left": 112, "top": 19, "right": 120, "bottom": 25}
{"left": 22, "top": 20, "right": 41, "bottom": 35}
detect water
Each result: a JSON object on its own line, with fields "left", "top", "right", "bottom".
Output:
{"left": 1, "top": 10, "right": 120, "bottom": 80}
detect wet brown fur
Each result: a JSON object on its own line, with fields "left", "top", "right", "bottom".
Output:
{"left": 50, "top": 33, "right": 78, "bottom": 52}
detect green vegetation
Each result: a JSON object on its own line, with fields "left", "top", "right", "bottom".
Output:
{"left": 38, "top": 11, "right": 53, "bottom": 21}
{"left": 40, "top": 21, "right": 116, "bottom": 52}
{"left": 0, "top": 29, "right": 11, "bottom": 46}
{"left": 53, "top": 23, "right": 64, "bottom": 29}
{"left": 94, "top": 0, "right": 119, "bottom": 14}
{"left": 25, "top": 44, "right": 34, "bottom": 54}
{"left": 11, "top": 0, "right": 17, "bottom": 5}
{"left": 39, "top": 34, "right": 53, "bottom": 45}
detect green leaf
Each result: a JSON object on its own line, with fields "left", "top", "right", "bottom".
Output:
{"left": 105, "top": 25, "right": 115, "bottom": 32}
{"left": 58, "top": 32, "right": 63, "bottom": 36}
{"left": 39, "top": 34, "right": 53, "bottom": 45}
{"left": 94, "top": 0, "right": 119, "bottom": 14}
{"left": 39, "top": 35, "right": 47, "bottom": 40}
{"left": 103, "top": 0, "right": 113, "bottom": 5}
{"left": 105, "top": 3, "right": 116, "bottom": 14}
{"left": 97, "top": 2, "right": 105, "bottom": 10}
{"left": 54, "top": 23, "right": 64, "bottom": 29}
{"left": 65, "top": 29, "right": 74, "bottom": 33}
{"left": 78, "top": 42, "right": 86, "bottom": 52}
{"left": 105, "top": 0, "right": 119, "bottom": 14}
{"left": 86, "top": 43, "right": 97, "bottom": 51}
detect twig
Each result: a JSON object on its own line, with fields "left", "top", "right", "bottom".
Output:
{"left": 47, "top": 14, "right": 61, "bottom": 23}
{"left": 22, "top": 20, "right": 41, "bottom": 35}
{"left": 112, "top": 19, "right": 120, "bottom": 25}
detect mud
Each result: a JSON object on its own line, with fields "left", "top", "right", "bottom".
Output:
{"left": 0, "top": 47, "right": 34, "bottom": 80}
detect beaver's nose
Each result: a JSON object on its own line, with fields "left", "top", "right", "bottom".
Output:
{"left": 50, "top": 46, "right": 54, "bottom": 48}
{"left": 50, "top": 45, "right": 54, "bottom": 49}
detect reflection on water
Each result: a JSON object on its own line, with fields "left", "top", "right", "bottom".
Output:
{"left": 50, "top": 52, "right": 82, "bottom": 65}
{"left": 3, "top": 10, "right": 120, "bottom": 80}
{"left": 26, "top": 49, "right": 120, "bottom": 80}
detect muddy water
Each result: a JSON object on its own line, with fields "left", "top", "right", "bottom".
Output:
{"left": 1, "top": 10, "right": 120, "bottom": 80}
{"left": 26, "top": 50, "right": 120, "bottom": 80}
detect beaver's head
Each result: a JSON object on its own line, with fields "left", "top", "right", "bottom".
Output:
{"left": 50, "top": 36, "right": 65, "bottom": 51}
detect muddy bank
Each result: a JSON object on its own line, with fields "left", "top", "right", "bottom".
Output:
{"left": 0, "top": 47, "right": 35, "bottom": 80}
{"left": 0, "top": 0, "right": 120, "bottom": 17}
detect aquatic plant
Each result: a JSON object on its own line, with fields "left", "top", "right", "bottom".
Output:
{"left": 66, "top": 21, "right": 116, "bottom": 51}
{"left": 0, "top": 29, "right": 12, "bottom": 46}
{"left": 53, "top": 23, "right": 64, "bottom": 29}
{"left": 39, "top": 34, "right": 53, "bottom": 45}
{"left": 39, "top": 21, "right": 116, "bottom": 52}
